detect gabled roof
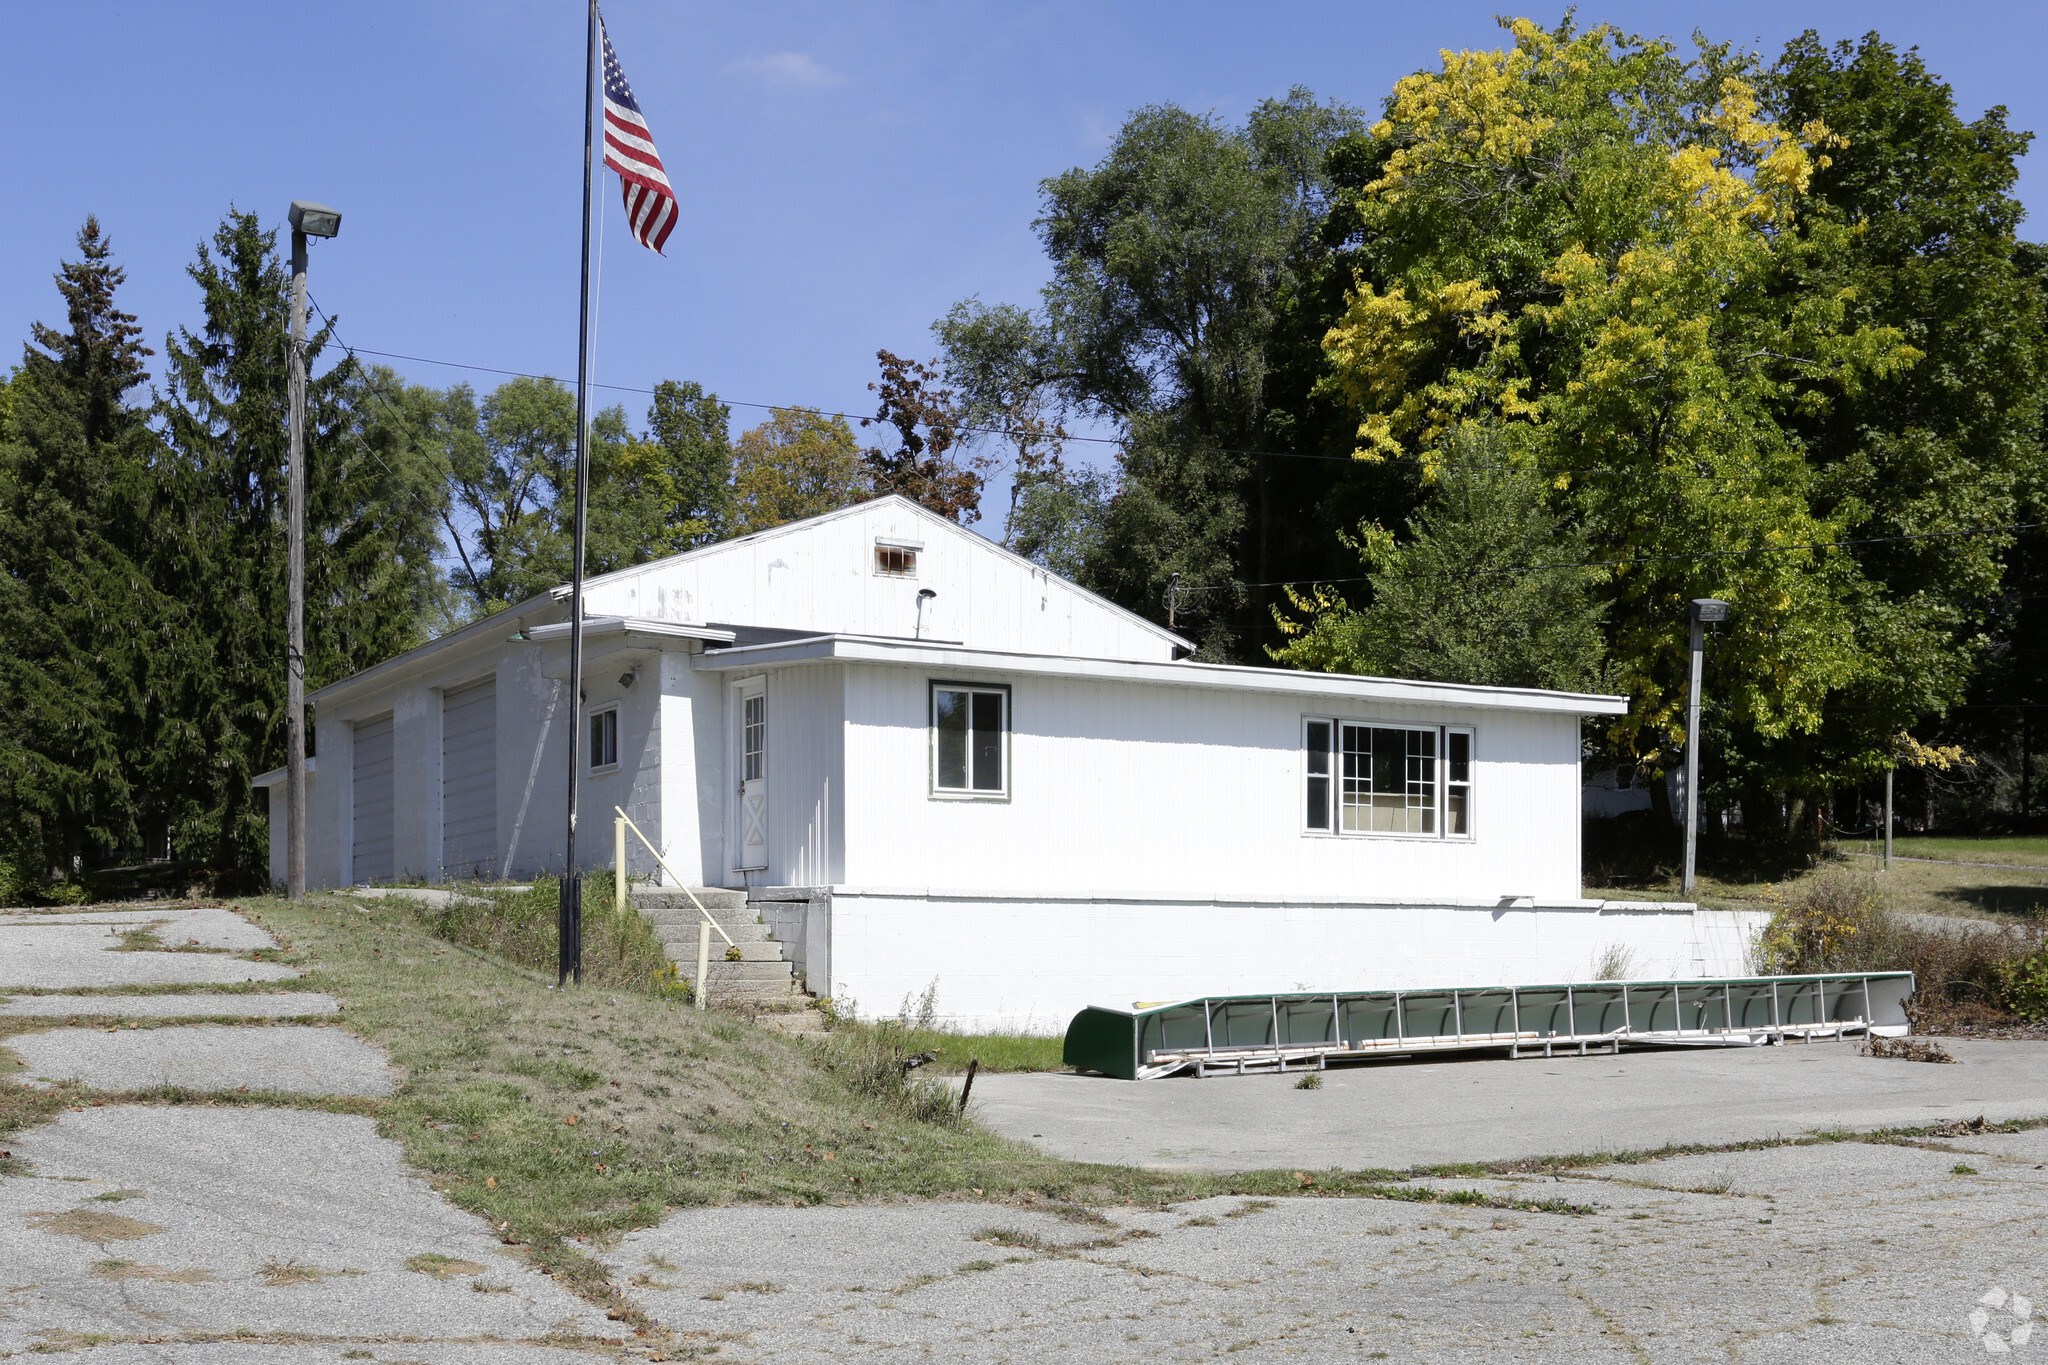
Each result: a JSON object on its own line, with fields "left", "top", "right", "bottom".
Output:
{"left": 562, "top": 494, "right": 1195, "bottom": 656}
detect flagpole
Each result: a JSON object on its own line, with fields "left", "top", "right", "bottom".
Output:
{"left": 559, "top": 0, "right": 599, "bottom": 988}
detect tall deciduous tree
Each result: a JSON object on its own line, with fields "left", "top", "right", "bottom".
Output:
{"left": 1317, "top": 19, "right": 1934, "bottom": 838}
{"left": 728, "top": 407, "right": 866, "bottom": 535}
{"left": 938, "top": 89, "right": 1368, "bottom": 657}
{"left": 440, "top": 375, "right": 734, "bottom": 617}
{"left": 1766, "top": 32, "right": 2048, "bottom": 831}
{"left": 861, "top": 350, "right": 985, "bottom": 523}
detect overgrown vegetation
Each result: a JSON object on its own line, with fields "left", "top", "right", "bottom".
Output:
{"left": 399, "top": 874, "right": 672, "bottom": 994}
{"left": 1751, "top": 866, "right": 2048, "bottom": 1027}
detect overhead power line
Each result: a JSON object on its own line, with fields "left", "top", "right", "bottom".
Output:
{"left": 321, "top": 338, "right": 2048, "bottom": 494}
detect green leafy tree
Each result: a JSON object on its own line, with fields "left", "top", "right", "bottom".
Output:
{"left": 938, "top": 89, "right": 1368, "bottom": 656}
{"left": 1316, "top": 19, "right": 1932, "bottom": 839}
{"left": 643, "top": 379, "right": 733, "bottom": 548}
{"left": 442, "top": 375, "right": 733, "bottom": 616}
{"left": 1273, "top": 428, "right": 1608, "bottom": 691}
{"left": 728, "top": 407, "right": 867, "bottom": 535}
{"left": 1762, "top": 32, "right": 2048, "bottom": 832}
{"left": 0, "top": 219, "right": 183, "bottom": 893}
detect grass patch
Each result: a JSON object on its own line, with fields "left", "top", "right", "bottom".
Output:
{"left": 1853, "top": 835, "right": 2048, "bottom": 867}
{"left": 825, "top": 1021, "right": 1065, "bottom": 1075}
{"left": 388, "top": 874, "right": 673, "bottom": 993}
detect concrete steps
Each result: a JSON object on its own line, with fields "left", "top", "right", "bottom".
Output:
{"left": 629, "top": 888, "right": 804, "bottom": 1006}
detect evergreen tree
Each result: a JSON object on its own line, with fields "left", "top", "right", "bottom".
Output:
{"left": 156, "top": 210, "right": 441, "bottom": 884}
{"left": 1271, "top": 427, "right": 1608, "bottom": 691}
{"left": 0, "top": 219, "right": 179, "bottom": 894}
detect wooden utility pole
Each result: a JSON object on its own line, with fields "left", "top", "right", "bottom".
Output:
{"left": 285, "top": 228, "right": 309, "bottom": 901}
{"left": 284, "top": 201, "right": 339, "bottom": 901}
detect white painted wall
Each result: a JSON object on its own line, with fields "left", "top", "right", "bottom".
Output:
{"left": 580, "top": 496, "right": 1182, "bottom": 663}
{"left": 816, "top": 661, "right": 1585, "bottom": 903}
{"left": 819, "top": 891, "right": 1767, "bottom": 1034}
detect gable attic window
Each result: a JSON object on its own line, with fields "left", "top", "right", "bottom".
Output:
{"left": 874, "top": 540, "right": 920, "bottom": 577}
{"left": 1303, "top": 718, "right": 1473, "bottom": 839}
{"left": 931, "top": 682, "right": 1008, "bottom": 798}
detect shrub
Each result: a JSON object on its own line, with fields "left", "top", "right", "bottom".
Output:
{"left": 2000, "top": 942, "right": 2048, "bottom": 1021}
{"left": 814, "top": 1019, "right": 960, "bottom": 1125}
{"left": 1753, "top": 868, "right": 1895, "bottom": 974}
{"left": 1753, "top": 867, "right": 2048, "bottom": 1026}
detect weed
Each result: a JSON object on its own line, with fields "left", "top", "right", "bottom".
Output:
{"left": 24, "top": 1208, "right": 165, "bottom": 1241}
{"left": 1589, "top": 943, "right": 1639, "bottom": 982}
{"left": 1952, "top": 1163, "right": 1979, "bottom": 1175}
{"left": 1293, "top": 1073, "right": 1322, "bottom": 1090}
{"left": 405, "top": 1252, "right": 488, "bottom": 1278}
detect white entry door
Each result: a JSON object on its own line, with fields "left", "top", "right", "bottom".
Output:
{"left": 735, "top": 679, "right": 767, "bottom": 871}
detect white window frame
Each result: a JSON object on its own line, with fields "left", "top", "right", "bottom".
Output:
{"left": 588, "top": 704, "right": 621, "bottom": 775}
{"left": 874, "top": 538, "right": 922, "bottom": 579}
{"left": 929, "top": 681, "right": 1010, "bottom": 801}
{"left": 1301, "top": 716, "right": 1475, "bottom": 841}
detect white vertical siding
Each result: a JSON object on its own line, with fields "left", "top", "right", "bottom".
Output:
{"left": 838, "top": 664, "right": 1585, "bottom": 903}
{"left": 762, "top": 664, "right": 846, "bottom": 886}
{"left": 580, "top": 498, "right": 1182, "bottom": 663}
{"left": 656, "top": 650, "right": 726, "bottom": 885}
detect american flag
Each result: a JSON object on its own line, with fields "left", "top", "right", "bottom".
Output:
{"left": 600, "top": 17, "right": 677, "bottom": 254}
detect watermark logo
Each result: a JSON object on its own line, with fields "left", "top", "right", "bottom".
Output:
{"left": 1971, "top": 1287, "right": 2035, "bottom": 1354}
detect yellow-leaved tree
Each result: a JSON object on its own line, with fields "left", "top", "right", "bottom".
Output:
{"left": 1309, "top": 19, "right": 1923, "bottom": 825}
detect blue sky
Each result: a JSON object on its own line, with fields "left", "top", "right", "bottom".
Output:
{"left": 6, "top": 1, "right": 2047, "bottom": 498}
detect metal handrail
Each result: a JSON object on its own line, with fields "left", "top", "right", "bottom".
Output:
{"left": 613, "top": 806, "right": 733, "bottom": 945}
{"left": 614, "top": 806, "right": 734, "bottom": 1012}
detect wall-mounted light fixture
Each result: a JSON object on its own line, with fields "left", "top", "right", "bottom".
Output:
{"left": 915, "top": 588, "right": 937, "bottom": 640}
{"left": 619, "top": 670, "right": 636, "bottom": 688}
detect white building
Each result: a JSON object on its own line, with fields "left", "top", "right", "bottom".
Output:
{"left": 259, "top": 496, "right": 1761, "bottom": 1031}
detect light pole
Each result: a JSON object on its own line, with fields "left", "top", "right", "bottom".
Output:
{"left": 1681, "top": 597, "right": 1730, "bottom": 898}
{"left": 285, "top": 200, "right": 341, "bottom": 901}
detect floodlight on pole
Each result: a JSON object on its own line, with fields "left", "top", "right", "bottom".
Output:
{"left": 289, "top": 201, "right": 342, "bottom": 238}
{"left": 1681, "top": 598, "right": 1731, "bottom": 898}
{"left": 285, "top": 200, "right": 340, "bottom": 901}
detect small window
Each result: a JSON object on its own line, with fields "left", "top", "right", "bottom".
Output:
{"left": 742, "top": 693, "right": 765, "bottom": 782}
{"left": 1446, "top": 728, "right": 1473, "bottom": 836}
{"left": 931, "top": 682, "right": 1008, "bottom": 797}
{"left": 875, "top": 544, "right": 918, "bottom": 577}
{"left": 1304, "top": 719, "right": 1333, "bottom": 831}
{"left": 589, "top": 707, "right": 619, "bottom": 771}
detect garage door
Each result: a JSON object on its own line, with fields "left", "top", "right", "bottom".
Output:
{"left": 441, "top": 676, "right": 498, "bottom": 879}
{"left": 351, "top": 713, "right": 395, "bottom": 884}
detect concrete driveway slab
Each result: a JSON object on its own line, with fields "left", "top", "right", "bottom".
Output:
{"left": 0, "top": 906, "right": 279, "bottom": 952}
{"left": 970, "top": 1037, "right": 2048, "bottom": 1171}
{"left": 0, "top": 925, "right": 298, "bottom": 989}
{"left": 9, "top": 1025, "right": 395, "bottom": 1097}
{"left": 42, "top": 1347, "right": 614, "bottom": 1364}
{"left": 0, "top": 1107, "right": 609, "bottom": 1352}
{"left": 606, "top": 1137, "right": 2048, "bottom": 1363}
{"left": 0, "top": 992, "right": 340, "bottom": 1018}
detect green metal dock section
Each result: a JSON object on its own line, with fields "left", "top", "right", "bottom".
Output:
{"left": 1062, "top": 972, "right": 1916, "bottom": 1081}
